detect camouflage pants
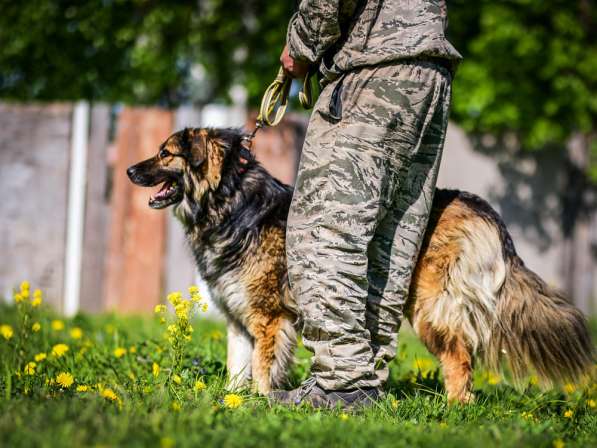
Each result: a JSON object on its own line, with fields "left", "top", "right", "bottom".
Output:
{"left": 286, "top": 61, "right": 452, "bottom": 390}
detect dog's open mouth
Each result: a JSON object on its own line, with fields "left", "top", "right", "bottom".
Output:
{"left": 148, "top": 179, "right": 183, "bottom": 209}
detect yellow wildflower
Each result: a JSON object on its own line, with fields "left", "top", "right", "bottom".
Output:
{"left": 34, "top": 352, "right": 47, "bottom": 362}
{"left": 171, "top": 402, "right": 181, "bottom": 412}
{"left": 188, "top": 285, "right": 199, "bottom": 295}
{"left": 0, "top": 325, "right": 14, "bottom": 340}
{"left": 209, "top": 330, "right": 224, "bottom": 341}
{"left": 412, "top": 358, "right": 434, "bottom": 373}
{"left": 56, "top": 372, "right": 74, "bottom": 388}
{"left": 167, "top": 291, "right": 183, "bottom": 306}
{"left": 339, "top": 413, "right": 349, "bottom": 421}
{"left": 194, "top": 380, "right": 206, "bottom": 392}
{"left": 521, "top": 411, "right": 534, "bottom": 420}
{"left": 76, "top": 385, "right": 90, "bottom": 392}
{"left": 20, "top": 280, "right": 30, "bottom": 291}
{"left": 485, "top": 372, "right": 501, "bottom": 385}
{"left": 563, "top": 383, "right": 576, "bottom": 394}
{"left": 390, "top": 397, "right": 399, "bottom": 410}
{"left": 563, "top": 409, "right": 573, "bottom": 419}
{"left": 51, "top": 343, "right": 69, "bottom": 357}
{"left": 24, "top": 362, "right": 36, "bottom": 375}
{"left": 154, "top": 304, "right": 167, "bottom": 314}
{"left": 51, "top": 320, "right": 65, "bottom": 331}
{"left": 553, "top": 439, "right": 565, "bottom": 448}
{"left": 528, "top": 375, "right": 539, "bottom": 386}
{"left": 223, "top": 393, "right": 243, "bottom": 409}
{"left": 172, "top": 374, "right": 182, "bottom": 385}
{"left": 152, "top": 362, "right": 160, "bottom": 377}
{"left": 101, "top": 388, "right": 119, "bottom": 402}
{"left": 32, "top": 322, "right": 41, "bottom": 332}
{"left": 129, "top": 346, "right": 137, "bottom": 354}
{"left": 31, "top": 290, "right": 42, "bottom": 307}
{"left": 587, "top": 399, "right": 596, "bottom": 409}
{"left": 14, "top": 293, "right": 24, "bottom": 303}
{"left": 113, "top": 347, "right": 127, "bottom": 358}
{"left": 70, "top": 327, "right": 83, "bottom": 339}
{"left": 167, "top": 324, "right": 178, "bottom": 335}
{"left": 201, "top": 303, "right": 208, "bottom": 313}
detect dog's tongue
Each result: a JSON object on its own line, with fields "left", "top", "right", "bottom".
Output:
{"left": 151, "top": 181, "right": 172, "bottom": 201}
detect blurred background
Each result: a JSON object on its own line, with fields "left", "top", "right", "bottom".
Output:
{"left": 0, "top": 0, "right": 595, "bottom": 316}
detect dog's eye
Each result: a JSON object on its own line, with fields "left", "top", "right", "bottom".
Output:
{"left": 159, "top": 149, "right": 171, "bottom": 159}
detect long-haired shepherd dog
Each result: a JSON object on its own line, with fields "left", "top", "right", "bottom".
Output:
{"left": 127, "top": 127, "right": 594, "bottom": 402}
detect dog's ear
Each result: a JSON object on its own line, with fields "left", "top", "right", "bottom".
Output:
{"left": 189, "top": 130, "right": 208, "bottom": 168}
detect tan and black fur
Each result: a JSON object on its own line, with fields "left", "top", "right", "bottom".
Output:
{"left": 127, "top": 127, "right": 594, "bottom": 401}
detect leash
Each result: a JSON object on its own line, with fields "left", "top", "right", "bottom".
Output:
{"left": 242, "top": 67, "right": 315, "bottom": 146}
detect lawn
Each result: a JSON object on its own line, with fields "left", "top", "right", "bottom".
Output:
{"left": 1, "top": 282, "right": 596, "bottom": 448}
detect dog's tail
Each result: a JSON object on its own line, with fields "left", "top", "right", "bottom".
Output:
{"left": 486, "top": 257, "right": 594, "bottom": 386}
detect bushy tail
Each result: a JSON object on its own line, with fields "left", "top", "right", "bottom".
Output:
{"left": 486, "top": 258, "right": 594, "bottom": 386}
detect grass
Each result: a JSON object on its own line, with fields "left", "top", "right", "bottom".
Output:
{"left": 1, "top": 283, "right": 596, "bottom": 448}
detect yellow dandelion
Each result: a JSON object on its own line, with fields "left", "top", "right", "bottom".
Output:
{"left": 129, "top": 346, "right": 137, "bottom": 354}
{"left": 34, "top": 352, "right": 47, "bottom": 362}
{"left": 24, "top": 362, "right": 36, "bottom": 375}
{"left": 528, "top": 375, "right": 539, "bottom": 386}
{"left": 412, "top": 358, "right": 434, "bottom": 373}
{"left": 56, "top": 372, "right": 74, "bottom": 388}
{"left": 32, "top": 322, "right": 41, "bottom": 332}
{"left": 152, "top": 362, "right": 160, "bottom": 377}
{"left": 553, "top": 438, "right": 565, "bottom": 448}
{"left": 101, "top": 388, "right": 119, "bottom": 401}
{"left": 171, "top": 402, "right": 181, "bottom": 412}
{"left": 154, "top": 304, "right": 167, "bottom": 314}
{"left": 339, "top": 413, "right": 349, "bottom": 421}
{"left": 587, "top": 399, "right": 596, "bottom": 409}
{"left": 486, "top": 372, "right": 501, "bottom": 385}
{"left": 223, "top": 393, "right": 243, "bottom": 409}
{"left": 76, "top": 385, "right": 90, "bottom": 392}
{"left": 51, "top": 343, "right": 69, "bottom": 357}
{"left": 209, "top": 330, "right": 224, "bottom": 341}
{"left": 563, "top": 383, "right": 576, "bottom": 394}
{"left": 390, "top": 397, "right": 399, "bottom": 410}
{"left": 563, "top": 409, "right": 573, "bottom": 419}
{"left": 194, "top": 380, "right": 206, "bottom": 392}
{"left": 172, "top": 374, "right": 182, "bottom": 385}
{"left": 51, "top": 320, "right": 65, "bottom": 331}
{"left": 70, "top": 327, "right": 83, "bottom": 340}
{"left": 0, "top": 324, "right": 14, "bottom": 340}
{"left": 113, "top": 347, "right": 127, "bottom": 358}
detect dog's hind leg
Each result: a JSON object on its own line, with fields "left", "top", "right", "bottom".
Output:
{"left": 415, "top": 320, "right": 475, "bottom": 403}
{"left": 249, "top": 314, "right": 296, "bottom": 394}
{"left": 226, "top": 320, "right": 253, "bottom": 390}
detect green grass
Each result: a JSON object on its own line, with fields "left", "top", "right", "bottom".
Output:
{"left": 1, "top": 291, "right": 596, "bottom": 448}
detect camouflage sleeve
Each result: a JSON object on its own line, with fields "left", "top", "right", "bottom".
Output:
{"left": 286, "top": 0, "right": 342, "bottom": 64}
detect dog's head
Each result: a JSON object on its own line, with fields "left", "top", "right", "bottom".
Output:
{"left": 127, "top": 127, "right": 248, "bottom": 209}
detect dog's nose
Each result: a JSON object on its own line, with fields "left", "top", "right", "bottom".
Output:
{"left": 126, "top": 166, "right": 136, "bottom": 179}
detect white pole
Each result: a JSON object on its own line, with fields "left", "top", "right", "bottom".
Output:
{"left": 63, "top": 101, "right": 89, "bottom": 316}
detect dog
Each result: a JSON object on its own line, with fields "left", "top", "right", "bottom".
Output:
{"left": 127, "top": 127, "right": 594, "bottom": 402}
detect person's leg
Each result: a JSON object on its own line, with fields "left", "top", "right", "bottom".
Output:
{"left": 286, "top": 68, "right": 402, "bottom": 391}
{"left": 364, "top": 63, "right": 453, "bottom": 384}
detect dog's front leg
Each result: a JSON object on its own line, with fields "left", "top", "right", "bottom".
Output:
{"left": 226, "top": 320, "right": 253, "bottom": 390}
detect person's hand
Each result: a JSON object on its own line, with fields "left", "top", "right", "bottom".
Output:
{"left": 280, "top": 45, "right": 309, "bottom": 79}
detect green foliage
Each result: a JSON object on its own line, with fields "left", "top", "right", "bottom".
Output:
{"left": 448, "top": 0, "right": 597, "bottom": 152}
{"left": 1, "top": 284, "right": 597, "bottom": 447}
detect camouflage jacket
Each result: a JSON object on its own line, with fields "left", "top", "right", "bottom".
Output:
{"left": 286, "top": 0, "right": 462, "bottom": 79}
